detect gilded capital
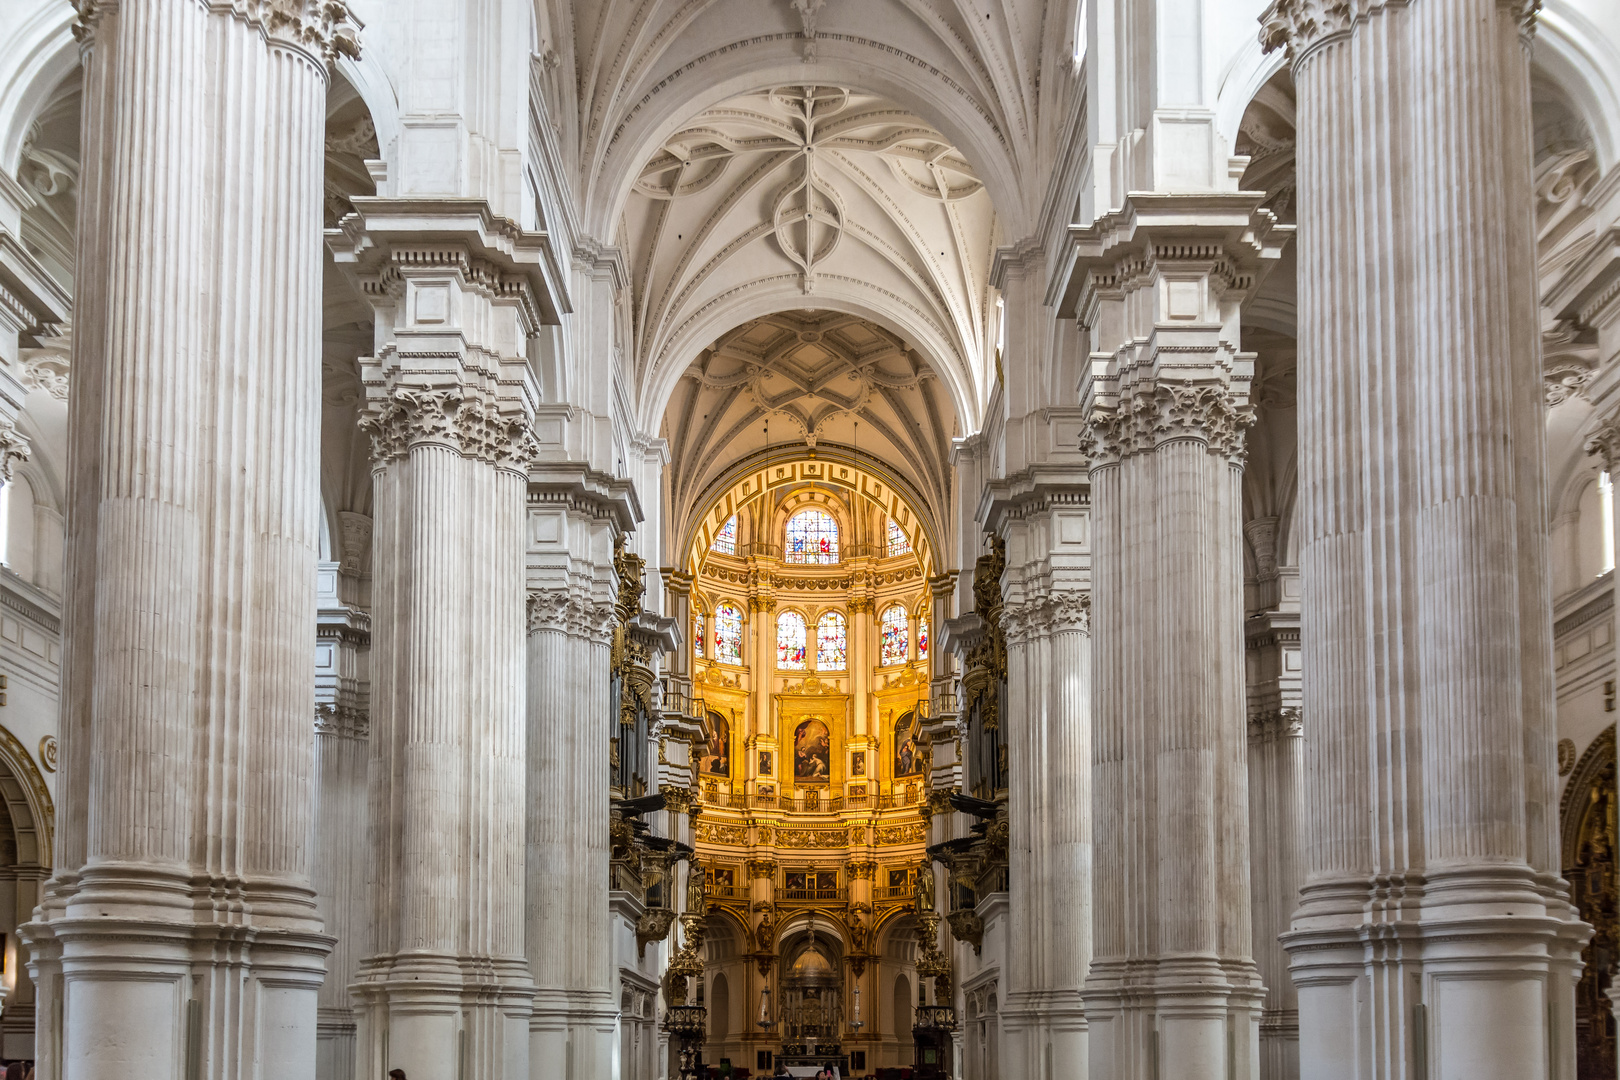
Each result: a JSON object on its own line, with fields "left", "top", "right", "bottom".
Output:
{"left": 746, "top": 857, "right": 779, "bottom": 880}
{"left": 846, "top": 859, "right": 878, "bottom": 880}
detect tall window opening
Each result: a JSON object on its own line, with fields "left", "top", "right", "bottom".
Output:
{"left": 786, "top": 509, "right": 839, "bottom": 564}
{"left": 694, "top": 611, "right": 706, "bottom": 661}
{"left": 714, "top": 602, "right": 744, "bottom": 664}
{"left": 778, "top": 610, "right": 808, "bottom": 669}
{"left": 880, "top": 605, "right": 909, "bottom": 665}
{"left": 886, "top": 519, "right": 911, "bottom": 558}
{"left": 1600, "top": 469, "right": 1613, "bottom": 579}
{"left": 712, "top": 514, "right": 738, "bottom": 555}
{"left": 916, "top": 615, "right": 929, "bottom": 661}
{"left": 817, "top": 611, "right": 848, "bottom": 670}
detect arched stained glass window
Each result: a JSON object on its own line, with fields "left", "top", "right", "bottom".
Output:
{"left": 880, "top": 605, "right": 909, "bottom": 665}
{"left": 817, "top": 611, "right": 847, "bottom": 670}
{"left": 714, "top": 603, "right": 744, "bottom": 664}
{"left": 712, "top": 515, "right": 738, "bottom": 555}
{"left": 694, "top": 611, "right": 706, "bottom": 661}
{"left": 916, "top": 615, "right": 929, "bottom": 660}
{"left": 778, "top": 611, "right": 807, "bottom": 669}
{"left": 785, "top": 509, "right": 839, "bottom": 564}
{"left": 886, "top": 519, "right": 911, "bottom": 557}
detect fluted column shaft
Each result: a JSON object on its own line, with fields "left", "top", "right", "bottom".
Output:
{"left": 332, "top": 210, "right": 542, "bottom": 1079}
{"left": 1260, "top": 1, "right": 1585, "bottom": 1076}
{"left": 999, "top": 569, "right": 1092, "bottom": 1080}
{"left": 526, "top": 586, "right": 619, "bottom": 1080}
{"left": 1074, "top": 194, "right": 1287, "bottom": 1080}
{"left": 23, "top": 3, "right": 348, "bottom": 1076}
{"left": 1245, "top": 712, "right": 1302, "bottom": 1080}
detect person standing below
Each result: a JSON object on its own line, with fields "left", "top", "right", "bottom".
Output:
{"left": 388, "top": 1071, "right": 407, "bottom": 1080}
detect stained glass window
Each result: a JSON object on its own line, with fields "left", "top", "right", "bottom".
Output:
{"left": 711, "top": 515, "right": 738, "bottom": 555}
{"left": 777, "top": 611, "right": 807, "bottom": 669}
{"left": 817, "top": 611, "right": 848, "bottom": 669}
{"left": 785, "top": 509, "right": 839, "bottom": 564}
{"left": 694, "top": 611, "right": 706, "bottom": 661}
{"left": 916, "top": 615, "right": 929, "bottom": 660}
{"left": 714, "top": 603, "right": 743, "bottom": 664}
{"left": 880, "top": 605, "right": 909, "bottom": 665}
{"left": 887, "top": 519, "right": 911, "bottom": 557}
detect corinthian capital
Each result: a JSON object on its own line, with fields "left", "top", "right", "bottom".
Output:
{"left": 526, "top": 589, "right": 572, "bottom": 635}
{"left": 1586, "top": 413, "right": 1620, "bottom": 473}
{"left": 0, "top": 419, "right": 30, "bottom": 483}
{"left": 1258, "top": 0, "right": 1354, "bottom": 63}
{"left": 359, "top": 384, "right": 534, "bottom": 468}
{"left": 221, "top": 0, "right": 361, "bottom": 63}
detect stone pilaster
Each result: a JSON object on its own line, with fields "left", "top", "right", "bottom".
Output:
{"left": 984, "top": 479, "right": 1093, "bottom": 1080}
{"left": 1261, "top": 2, "right": 1587, "bottom": 1077}
{"left": 21, "top": 2, "right": 355, "bottom": 1076}
{"left": 1062, "top": 192, "right": 1289, "bottom": 1080}
{"left": 330, "top": 199, "right": 552, "bottom": 1079}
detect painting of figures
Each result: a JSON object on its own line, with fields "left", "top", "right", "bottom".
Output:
{"left": 703, "top": 711, "right": 731, "bottom": 776}
{"left": 794, "top": 718, "right": 831, "bottom": 781}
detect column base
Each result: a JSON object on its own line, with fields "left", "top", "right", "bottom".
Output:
{"left": 1083, "top": 956, "right": 1265, "bottom": 1080}
{"left": 19, "top": 867, "right": 332, "bottom": 1080}
{"left": 1285, "top": 872, "right": 1589, "bottom": 1080}
{"left": 352, "top": 953, "right": 536, "bottom": 1080}
{"left": 1257, "top": 1009, "right": 1298, "bottom": 1080}
{"left": 999, "top": 989, "right": 1088, "bottom": 1080}
{"left": 318, "top": 1007, "right": 357, "bottom": 1080}
{"left": 530, "top": 987, "right": 620, "bottom": 1080}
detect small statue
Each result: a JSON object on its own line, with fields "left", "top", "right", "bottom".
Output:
{"left": 687, "top": 862, "right": 707, "bottom": 914}
{"left": 914, "top": 857, "right": 936, "bottom": 914}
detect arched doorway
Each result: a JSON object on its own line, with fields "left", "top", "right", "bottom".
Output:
{"left": 0, "top": 723, "right": 54, "bottom": 1060}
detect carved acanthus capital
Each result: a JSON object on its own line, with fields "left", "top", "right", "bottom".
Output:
{"left": 1086, "top": 382, "right": 1254, "bottom": 465}
{"left": 1587, "top": 415, "right": 1620, "bottom": 473}
{"left": 1248, "top": 707, "right": 1303, "bottom": 743}
{"left": 219, "top": 0, "right": 362, "bottom": 63}
{"left": 314, "top": 701, "right": 370, "bottom": 740}
{"left": 0, "top": 419, "right": 30, "bottom": 483}
{"left": 846, "top": 859, "right": 877, "bottom": 881}
{"left": 337, "top": 511, "right": 371, "bottom": 576}
{"left": 746, "top": 858, "right": 779, "bottom": 880}
{"left": 359, "top": 381, "right": 537, "bottom": 470}
{"left": 1258, "top": 0, "right": 1354, "bottom": 64}
{"left": 1048, "top": 591, "right": 1091, "bottom": 635}
{"left": 662, "top": 786, "right": 699, "bottom": 816}
{"left": 526, "top": 588, "right": 572, "bottom": 634}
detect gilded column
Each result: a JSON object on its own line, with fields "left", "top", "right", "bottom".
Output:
{"left": 1068, "top": 194, "right": 1288, "bottom": 1080}
{"left": 21, "top": 3, "right": 352, "bottom": 1076}
{"left": 331, "top": 204, "right": 547, "bottom": 1079}
{"left": 1261, "top": 1, "right": 1586, "bottom": 1076}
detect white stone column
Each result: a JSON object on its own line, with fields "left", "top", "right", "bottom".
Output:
{"left": 1260, "top": 2, "right": 1587, "bottom": 1077}
{"left": 331, "top": 204, "right": 546, "bottom": 1079}
{"left": 983, "top": 481, "right": 1093, "bottom": 1080}
{"left": 22, "top": 3, "right": 352, "bottom": 1076}
{"left": 1069, "top": 194, "right": 1288, "bottom": 1080}
{"left": 526, "top": 580, "right": 619, "bottom": 1080}
{"left": 312, "top": 535, "right": 373, "bottom": 1080}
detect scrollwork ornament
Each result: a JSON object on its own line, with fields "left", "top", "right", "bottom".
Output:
{"left": 1258, "top": 0, "right": 1355, "bottom": 65}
